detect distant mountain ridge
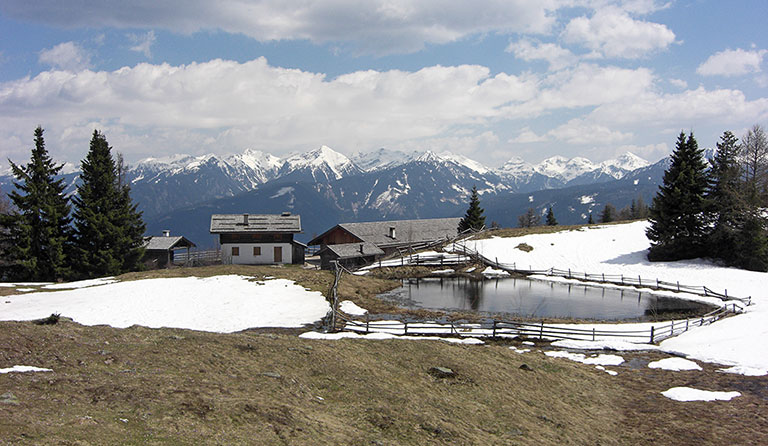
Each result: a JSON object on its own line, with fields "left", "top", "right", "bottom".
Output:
{"left": 1, "top": 144, "right": 661, "bottom": 247}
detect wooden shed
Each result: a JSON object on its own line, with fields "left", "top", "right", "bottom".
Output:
{"left": 143, "top": 231, "right": 196, "bottom": 269}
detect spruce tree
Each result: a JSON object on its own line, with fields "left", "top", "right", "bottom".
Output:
{"left": 0, "top": 127, "right": 72, "bottom": 281}
{"left": 706, "top": 131, "right": 744, "bottom": 263}
{"left": 72, "top": 130, "right": 145, "bottom": 278}
{"left": 518, "top": 207, "right": 541, "bottom": 228}
{"left": 588, "top": 214, "right": 594, "bottom": 224}
{"left": 600, "top": 203, "right": 616, "bottom": 223}
{"left": 646, "top": 131, "right": 709, "bottom": 261}
{"left": 545, "top": 206, "right": 558, "bottom": 226}
{"left": 458, "top": 186, "right": 486, "bottom": 232}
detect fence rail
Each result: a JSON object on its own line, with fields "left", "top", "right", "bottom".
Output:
{"left": 172, "top": 249, "right": 222, "bottom": 266}
{"left": 333, "top": 302, "right": 743, "bottom": 344}
{"left": 448, "top": 242, "right": 752, "bottom": 306}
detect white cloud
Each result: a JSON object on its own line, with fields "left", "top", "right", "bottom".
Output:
{"left": 562, "top": 7, "right": 675, "bottom": 58}
{"left": 589, "top": 86, "right": 768, "bottom": 126}
{"left": 509, "top": 127, "right": 548, "bottom": 143}
{"left": 0, "top": 58, "right": 537, "bottom": 162}
{"left": 548, "top": 119, "right": 633, "bottom": 144}
{"left": 0, "top": 1, "right": 560, "bottom": 55}
{"left": 38, "top": 41, "right": 91, "bottom": 71}
{"left": 507, "top": 39, "right": 578, "bottom": 70}
{"left": 669, "top": 78, "right": 688, "bottom": 89}
{"left": 128, "top": 30, "right": 156, "bottom": 58}
{"left": 697, "top": 48, "right": 767, "bottom": 77}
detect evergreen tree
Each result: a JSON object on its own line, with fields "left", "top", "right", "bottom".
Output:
{"left": 646, "top": 131, "right": 709, "bottom": 261}
{"left": 587, "top": 214, "right": 594, "bottom": 224}
{"left": 518, "top": 207, "right": 541, "bottom": 228}
{"left": 545, "top": 206, "right": 558, "bottom": 226}
{"left": 733, "top": 212, "right": 768, "bottom": 271}
{"left": 457, "top": 186, "right": 486, "bottom": 232}
{"left": 706, "top": 131, "right": 744, "bottom": 263}
{"left": 600, "top": 203, "right": 616, "bottom": 223}
{"left": 0, "top": 127, "right": 72, "bottom": 281}
{"left": 72, "top": 130, "right": 145, "bottom": 278}
{"left": 740, "top": 124, "right": 768, "bottom": 205}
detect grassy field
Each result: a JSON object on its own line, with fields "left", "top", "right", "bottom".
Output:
{"left": 1, "top": 265, "right": 766, "bottom": 444}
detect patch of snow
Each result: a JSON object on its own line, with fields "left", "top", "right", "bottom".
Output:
{"left": 633, "top": 179, "right": 639, "bottom": 185}
{"left": 1, "top": 276, "right": 329, "bottom": 333}
{"left": 16, "top": 288, "right": 35, "bottom": 292}
{"left": 528, "top": 195, "right": 534, "bottom": 202}
{"left": 432, "top": 269, "right": 455, "bottom": 275}
{"left": 299, "top": 331, "right": 485, "bottom": 345}
{"left": 545, "top": 351, "right": 624, "bottom": 366}
{"left": 716, "top": 365, "right": 767, "bottom": 376}
{"left": 270, "top": 186, "right": 295, "bottom": 199}
{"left": 481, "top": 267, "right": 510, "bottom": 277}
{"left": 522, "top": 341, "right": 535, "bottom": 346}
{"left": 661, "top": 387, "right": 741, "bottom": 402}
{"left": 594, "top": 365, "right": 618, "bottom": 376}
{"left": 0, "top": 365, "right": 52, "bottom": 374}
{"left": 340, "top": 300, "right": 368, "bottom": 316}
{"left": 551, "top": 339, "right": 660, "bottom": 352}
{"left": 648, "top": 357, "right": 702, "bottom": 371}
{"left": 579, "top": 194, "right": 595, "bottom": 204}
{"left": 42, "top": 277, "right": 116, "bottom": 290}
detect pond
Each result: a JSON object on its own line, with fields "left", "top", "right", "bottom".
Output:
{"left": 377, "top": 277, "right": 715, "bottom": 321}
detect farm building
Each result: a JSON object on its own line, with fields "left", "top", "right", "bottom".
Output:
{"left": 309, "top": 217, "right": 461, "bottom": 269}
{"left": 143, "top": 231, "right": 196, "bottom": 269}
{"left": 209, "top": 213, "right": 304, "bottom": 265}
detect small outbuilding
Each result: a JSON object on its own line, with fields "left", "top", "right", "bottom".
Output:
{"left": 143, "top": 231, "right": 196, "bottom": 269}
{"left": 210, "top": 213, "right": 304, "bottom": 265}
{"left": 309, "top": 217, "right": 461, "bottom": 269}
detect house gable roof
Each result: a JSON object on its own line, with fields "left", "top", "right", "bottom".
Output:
{"left": 319, "top": 242, "right": 384, "bottom": 259}
{"left": 309, "top": 217, "right": 461, "bottom": 247}
{"left": 143, "top": 235, "right": 196, "bottom": 251}
{"left": 210, "top": 213, "right": 301, "bottom": 234}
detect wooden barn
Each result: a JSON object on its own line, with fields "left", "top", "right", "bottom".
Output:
{"left": 143, "top": 231, "right": 196, "bottom": 269}
{"left": 210, "top": 213, "right": 304, "bottom": 265}
{"left": 309, "top": 217, "right": 461, "bottom": 269}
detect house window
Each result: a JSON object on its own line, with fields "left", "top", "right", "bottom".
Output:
{"left": 253, "top": 246, "right": 261, "bottom": 256}
{"left": 232, "top": 247, "right": 240, "bottom": 256}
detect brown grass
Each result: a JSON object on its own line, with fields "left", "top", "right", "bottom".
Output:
{"left": 1, "top": 319, "right": 766, "bottom": 445}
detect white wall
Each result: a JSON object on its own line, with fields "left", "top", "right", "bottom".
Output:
{"left": 222, "top": 243, "right": 293, "bottom": 265}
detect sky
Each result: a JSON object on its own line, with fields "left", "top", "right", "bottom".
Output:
{"left": 1, "top": 0, "right": 767, "bottom": 169}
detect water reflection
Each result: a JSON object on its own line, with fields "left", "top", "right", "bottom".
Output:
{"left": 379, "top": 277, "right": 714, "bottom": 320}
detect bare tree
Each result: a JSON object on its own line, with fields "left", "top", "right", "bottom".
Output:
{"left": 517, "top": 207, "right": 541, "bottom": 228}
{"left": 740, "top": 124, "right": 768, "bottom": 204}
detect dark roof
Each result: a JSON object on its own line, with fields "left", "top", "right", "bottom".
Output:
{"left": 320, "top": 242, "right": 384, "bottom": 259}
{"left": 309, "top": 217, "right": 461, "bottom": 247}
{"left": 143, "top": 235, "right": 196, "bottom": 251}
{"left": 210, "top": 213, "right": 301, "bottom": 233}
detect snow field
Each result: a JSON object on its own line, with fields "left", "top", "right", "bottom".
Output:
{"left": 1, "top": 275, "right": 330, "bottom": 333}
{"left": 459, "top": 221, "right": 768, "bottom": 375}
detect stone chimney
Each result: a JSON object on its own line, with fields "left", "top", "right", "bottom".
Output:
{"left": 389, "top": 226, "right": 396, "bottom": 239}
{"left": 243, "top": 213, "right": 249, "bottom": 225}
{"left": 162, "top": 230, "right": 170, "bottom": 237}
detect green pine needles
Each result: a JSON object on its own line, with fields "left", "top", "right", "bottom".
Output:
{"left": 458, "top": 186, "right": 486, "bottom": 232}
{"left": 1, "top": 127, "right": 146, "bottom": 281}
{"left": 1, "top": 127, "right": 72, "bottom": 281}
{"left": 71, "top": 131, "right": 146, "bottom": 279}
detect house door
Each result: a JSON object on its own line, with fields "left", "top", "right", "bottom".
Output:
{"left": 274, "top": 246, "right": 283, "bottom": 263}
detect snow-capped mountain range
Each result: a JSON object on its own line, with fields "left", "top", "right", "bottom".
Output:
{"left": 1, "top": 145, "right": 652, "bottom": 221}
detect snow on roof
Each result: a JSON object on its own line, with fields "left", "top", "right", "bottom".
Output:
{"left": 210, "top": 213, "right": 301, "bottom": 233}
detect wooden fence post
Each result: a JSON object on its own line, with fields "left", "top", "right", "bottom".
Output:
{"left": 366, "top": 313, "right": 370, "bottom": 334}
{"left": 404, "top": 321, "right": 408, "bottom": 335}
{"left": 539, "top": 321, "right": 544, "bottom": 340}
{"left": 492, "top": 320, "right": 497, "bottom": 338}
{"left": 592, "top": 328, "right": 595, "bottom": 341}
{"left": 638, "top": 276, "right": 642, "bottom": 286}
{"left": 650, "top": 326, "right": 655, "bottom": 343}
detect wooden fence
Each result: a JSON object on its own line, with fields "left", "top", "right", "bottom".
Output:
{"left": 449, "top": 242, "right": 752, "bottom": 306}
{"left": 172, "top": 249, "right": 222, "bottom": 266}
{"left": 333, "top": 302, "right": 743, "bottom": 344}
